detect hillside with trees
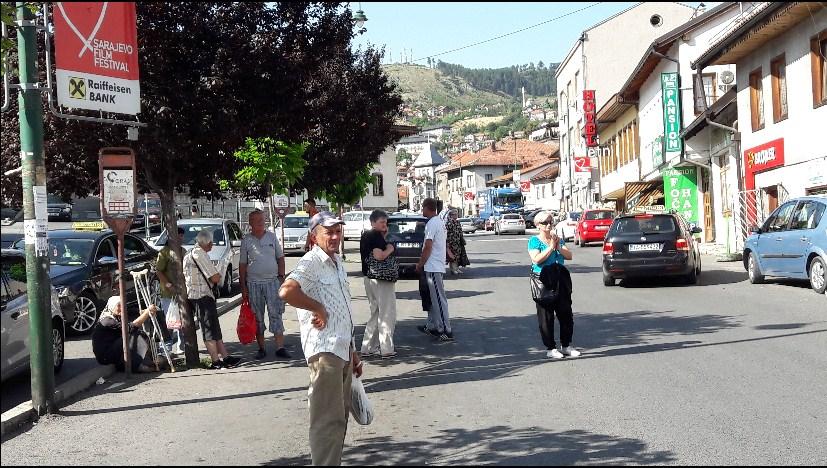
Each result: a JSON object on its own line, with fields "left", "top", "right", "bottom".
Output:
{"left": 435, "top": 60, "right": 560, "bottom": 99}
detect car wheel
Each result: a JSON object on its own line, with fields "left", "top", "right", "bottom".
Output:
{"left": 71, "top": 292, "right": 99, "bottom": 334}
{"left": 220, "top": 266, "right": 232, "bottom": 297}
{"left": 748, "top": 252, "right": 764, "bottom": 284}
{"left": 685, "top": 264, "right": 698, "bottom": 285}
{"left": 52, "top": 319, "right": 65, "bottom": 374}
{"left": 809, "top": 256, "right": 826, "bottom": 294}
{"left": 603, "top": 272, "right": 615, "bottom": 286}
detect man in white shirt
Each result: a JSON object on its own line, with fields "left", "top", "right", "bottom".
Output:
{"left": 415, "top": 198, "right": 453, "bottom": 342}
{"left": 279, "top": 211, "right": 363, "bottom": 466}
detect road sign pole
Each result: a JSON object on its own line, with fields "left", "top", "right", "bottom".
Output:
{"left": 17, "top": 2, "right": 56, "bottom": 415}
{"left": 117, "top": 233, "right": 130, "bottom": 377}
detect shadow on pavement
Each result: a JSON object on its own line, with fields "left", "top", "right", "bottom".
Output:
{"left": 619, "top": 269, "right": 747, "bottom": 288}
{"left": 266, "top": 425, "right": 677, "bottom": 465}
{"left": 395, "top": 289, "right": 493, "bottom": 301}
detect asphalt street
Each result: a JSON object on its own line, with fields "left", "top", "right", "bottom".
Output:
{"left": 1, "top": 232, "right": 825, "bottom": 465}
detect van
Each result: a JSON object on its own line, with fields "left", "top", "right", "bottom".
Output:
{"left": 342, "top": 211, "right": 373, "bottom": 240}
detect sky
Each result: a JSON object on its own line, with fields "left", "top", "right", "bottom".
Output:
{"left": 352, "top": 2, "right": 708, "bottom": 69}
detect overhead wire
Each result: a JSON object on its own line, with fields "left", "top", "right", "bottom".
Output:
{"left": 411, "top": 2, "right": 604, "bottom": 64}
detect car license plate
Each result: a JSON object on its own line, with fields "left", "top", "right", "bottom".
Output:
{"left": 285, "top": 243, "right": 300, "bottom": 249}
{"left": 629, "top": 243, "right": 661, "bottom": 252}
{"left": 397, "top": 242, "right": 420, "bottom": 249}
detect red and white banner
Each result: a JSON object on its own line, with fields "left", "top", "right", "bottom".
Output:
{"left": 744, "top": 138, "right": 784, "bottom": 190}
{"left": 54, "top": 2, "right": 140, "bottom": 115}
{"left": 463, "top": 192, "right": 475, "bottom": 201}
{"left": 573, "top": 156, "right": 596, "bottom": 173}
{"left": 519, "top": 181, "right": 531, "bottom": 193}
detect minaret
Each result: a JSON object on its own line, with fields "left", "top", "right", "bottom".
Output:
{"left": 521, "top": 86, "right": 526, "bottom": 108}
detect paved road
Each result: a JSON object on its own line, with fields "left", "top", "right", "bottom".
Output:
{"left": 1, "top": 234, "right": 824, "bottom": 465}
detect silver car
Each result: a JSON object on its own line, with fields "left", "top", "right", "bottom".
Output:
{"left": 154, "top": 218, "right": 244, "bottom": 297}
{"left": 277, "top": 215, "right": 310, "bottom": 254}
{"left": 2, "top": 249, "right": 66, "bottom": 382}
{"left": 495, "top": 213, "right": 526, "bottom": 235}
{"left": 458, "top": 218, "right": 477, "bottom": 234}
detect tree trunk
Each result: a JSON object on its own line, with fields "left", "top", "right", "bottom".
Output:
{"left": 267, "top": 181, "right": 276, "bottom": 232}
{"left": 158, "top": 189, "right": 200, "bottom": 368}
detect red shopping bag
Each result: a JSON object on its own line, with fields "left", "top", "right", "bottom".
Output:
{"left": 237, "top": 299, "right": 257, "bottom": 345}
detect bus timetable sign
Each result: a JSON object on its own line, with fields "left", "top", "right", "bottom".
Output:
{"left": 99, "top": 148, "right": 136, "bottom": 235}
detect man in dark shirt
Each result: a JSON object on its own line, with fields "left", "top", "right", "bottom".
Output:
{"left": 358, "top": 210, "right": 398, "bottom": 358}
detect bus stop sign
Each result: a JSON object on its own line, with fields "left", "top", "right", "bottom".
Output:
{"left": 98, "top": 147, "right": 136, "bottom": 236}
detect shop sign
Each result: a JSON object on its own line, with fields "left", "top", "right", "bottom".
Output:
{"left": 663, "top": 167, "right": 698, "bottom": 226}
{"left": 743, "top": 138, "right": 784, "bottom": 190}
{"left": 661, "top": 73, "right": 682, "bottom": 154}
{"left": 652, "top": 136, "right": 664, "bottom": 167}
{"left": 583, "top": 90, "right": 598, "bottom": 147}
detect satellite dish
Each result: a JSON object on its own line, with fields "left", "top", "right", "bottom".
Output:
{"left": 720, "top": 70, "right": 735, "bottom": 85}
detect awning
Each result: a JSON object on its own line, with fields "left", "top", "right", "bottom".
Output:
{"left": 623, "top": 181, "right": 664, "bottom": 212}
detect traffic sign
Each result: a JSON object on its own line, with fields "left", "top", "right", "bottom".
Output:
{"left": 273, "top": 194, "right": 289, "bottom": 208}
{"left": 54, "top": 2, "right": 141, "bottom": 115}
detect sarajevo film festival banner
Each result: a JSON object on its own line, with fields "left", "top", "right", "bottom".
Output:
{"left": 663, "top": 167, "right": 698, "bottom": 227}
{"left": 54, "top": 2, "right": 140, "bottom": 115}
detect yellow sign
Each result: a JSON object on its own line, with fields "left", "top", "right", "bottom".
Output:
{"left": 69, "top": 77, "right": 86, "bottom": 99}
{"left": 72, "top": 221, "right": 106, "bottom": 231}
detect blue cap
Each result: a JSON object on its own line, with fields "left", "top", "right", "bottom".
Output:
{"left": 309, "top": 211, "right": 345, "bottom": 232}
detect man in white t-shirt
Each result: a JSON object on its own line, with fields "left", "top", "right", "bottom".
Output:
{"left": 415, "top": 198, "right": 453, "bottom": 342}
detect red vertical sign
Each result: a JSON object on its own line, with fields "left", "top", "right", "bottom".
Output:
{"left": 583, "top": 90, "right": 597, "bottom": 147}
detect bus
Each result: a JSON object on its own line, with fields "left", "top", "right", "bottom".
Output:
{"left": 477, "top": 187, "right": 524, "bottom": 220}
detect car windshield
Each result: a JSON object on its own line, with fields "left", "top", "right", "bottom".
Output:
{"left": 494, "top": 193, "right": 522, "bottom": 205}
{"left": 584, "top": 210, "right": 613, "bottom": 220}
{"left": 49, "top": 238, "right": 95, "bottom": 266}
{"left": 611, "top": 215, "right": 677, "bottom": 235}
{"left": 503, "top": 214, "right": 521, "bottom": 219}
{"left": 569, "top": 212, "right": 582, "bottom": 221}
{"left": 283, "top": 217, "right": 309, "bottom": 229}
{"left": 387, "top": 219, "right": 426, "bottom": 234}
{"left": 458, "top": 218, "right": 471, "bottom": 223}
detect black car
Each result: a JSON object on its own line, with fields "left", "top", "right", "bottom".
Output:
{"left": 524, "top": 209, "right": 544, "bottom": 229}
{"left": 385, "top": 214, "right": 427, "bottom": 276}
{"left": 47, "top": 229, "right": 160, "bottom": 334}
{"left": 1, "top": 233, "right": 23, "bottom": 249}
{"left": 47, "top": 196, "right": 73, "bottom": 221}
{"left": 602, "top": 212, "right": 702, "bottom": 286}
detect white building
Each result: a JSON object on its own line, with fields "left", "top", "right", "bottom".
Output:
{"left": 395, "top": 135, "right": 430, "bottom": 159}
{"left": 692, "top": 2, "right": 827, "bottom": 248}
{"left": 410, "top": 143, "right": 447, "bottom": 205}
{"left": 421, "top": 124, "right": 453, "bottom": 141}
{"left": 555, "top": 2, "right": 696, "bottom": 213}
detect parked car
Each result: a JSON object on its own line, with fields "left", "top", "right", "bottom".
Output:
{"left": 554, "top": 211, "right": 581, "bottom": 241}
{"left": 385, "top": 214, "right": 427, "bottom": 276}
{"left": 485, "top": 215, "right": 499, "bottom": 231}
{"left": 575, "top": 209, "right": 615, "bottom": 246}
{"left": 495, "top": 213, "right": 526, "bottom": 235}
{"left": 49, "top": 229, "right": 158, "bottom": 334}
{"left": 523, "top": 209, "right": 544, "bottom": 229}
{"left": 47, "top": 195, "right": 73, "bottom": 222}
{"left": 472, "top": 217, "right": 486, "bottom": 231}
{"left": 743, "top": 196, "right": 827, "bottom": 294}
{"left": 277, "top": 214, "right": 310, "bottom": 254}
{"left": 1, "top": 249, "right": 66, "bottom": 382}
{"left": 602, "top": 212, "right": 702, "bottom": 286}
{"left": 458, "top": 217, "right": 477, "bottom": 234}
{"left": 1, "top": 233, "right": 23, "bottom": 249}
{"left": 342, "top": 210, "right": 373, "bottom": 240}
{"left": 154, "top": 218, "right": 243, "bottom": 297}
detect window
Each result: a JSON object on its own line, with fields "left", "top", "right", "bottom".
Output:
{"left": 95, "top": 239, "right": 115, "bottom": 263}
{"left": 790, "top": 201, "right": 826, "bottom": 230}
{"left": 811, "top": 30, "right": 827, "bottom": 108}
{"left": 574, "top": 71, "right": 579, "bottom": 100}
{"left": 229, "top": 223, "right": 243, "bottom": 241}
{"left": 485, "top": 174, "right": 493, "bottom": 182}
{"left": 771, "top": 55, "right": 788, "bottom": 122}
{"left": 766, "top": 202, "right": 796, "bottom": 232}
{"left": 693, "top": 73, "right": 716, "bottom": 114}
{"left": 1, "top": 255, "right": 27, "bottom": 300}
{"left": 466, "top": 175, "right": 473, "bottom": 187}
{"left": 372, "top": 174, "right": 384, "bottom": 196}
{"left": 123, "top": 235, "right": 147, "bottom": 258}
{"left": 749, "top": 68, "right": 764, "bottom": 131}
{"left": 720, "top": 157, "right": 731, "bottom": 216}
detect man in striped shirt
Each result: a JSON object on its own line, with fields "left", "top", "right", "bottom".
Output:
{"left": 279, "top": 211, "right": 363, "bottom": 466}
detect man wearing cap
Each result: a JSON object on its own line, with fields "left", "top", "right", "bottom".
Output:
{"left": 279, "top": 211, "right": 363, "bottom": 466}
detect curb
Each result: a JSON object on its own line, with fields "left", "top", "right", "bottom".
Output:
{"left": 1, "top": 365, "right": 115, "bottom": 437}
{"left": 1, "top": 294, "right": 243, "bottom": 437}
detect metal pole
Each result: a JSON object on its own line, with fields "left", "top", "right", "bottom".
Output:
{"left": 144, "top": 193, "right": 149, "bottom": 239}
{"left": 18, "top": 2, "right": 55, "bottom": 415}
{"left": 118, "top": 234, "right": 130, "bottom": 377}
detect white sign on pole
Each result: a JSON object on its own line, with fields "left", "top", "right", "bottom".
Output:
{"left": 512, "top": 170, "right": 520, "bottom": 183}
{"left": 273, "top": 195, "right": 289, "bottom": 208}
{"left": 102, "top": 169, "right": 135, "bottom": 216}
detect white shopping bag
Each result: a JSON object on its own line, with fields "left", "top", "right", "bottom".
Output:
{"left": 350, "top": 376, "right": 374, "bottom": 425}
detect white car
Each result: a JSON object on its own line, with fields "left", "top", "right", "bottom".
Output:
{"left": 554, "top": 211, "right": 582, "bottom": 241}
{"left": 495, "top": 214, "right": 526, "bottom": 235}
{"left": 458, "top": 217, "right": 477, "bottom": 233}
{"left": 154, "top": 218, "right": 243, "bottom": 297}
{"left": 277, "top": 215, "right": 310, "bottom": 254}
{"left": 342, "top": 211, "right": 373, "bottom": 240}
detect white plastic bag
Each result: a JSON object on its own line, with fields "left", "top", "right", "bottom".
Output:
{"left": 350, "top": 376, "right": 374, "bottom": 425}
{"left": 165, "top": 300, "right": 183, "bottom": 330}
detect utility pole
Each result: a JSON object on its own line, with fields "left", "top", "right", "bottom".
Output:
{"left": 17, "top": 2, "right": 55, "bottom": 414}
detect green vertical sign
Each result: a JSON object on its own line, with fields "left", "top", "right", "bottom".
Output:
{"left": 663, "top": 167, "right": 698, "bottom": 226}
{"left": 652, "top": 136, "right": 664, "bottom": 167}
{"left": 661, "top": 72, "right": 682, "bottom": 154}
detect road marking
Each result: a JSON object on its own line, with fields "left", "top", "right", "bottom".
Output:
{"left": 472, "top": 237, "right": 531, "bottom": 242}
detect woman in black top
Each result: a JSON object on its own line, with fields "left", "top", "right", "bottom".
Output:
{"left": 92, "top": 296, "right": 160, "bottom": 373}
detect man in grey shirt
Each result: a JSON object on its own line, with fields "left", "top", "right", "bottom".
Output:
{"left": 240, "top": 209, "right": 289, "bottom": 359}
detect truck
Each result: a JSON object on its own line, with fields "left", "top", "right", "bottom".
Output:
{"left": 476, "top": 187, "right": 524, "bottom": 221}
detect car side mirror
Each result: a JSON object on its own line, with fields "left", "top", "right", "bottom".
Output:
{"left": 97, "top": 256, "right": 117, "bottom": 266}
{"left": 231, "top": 240, "right": 241, "bottom": 247}
{"left": 690, "top": 226, "right": 703, "bottom": 234}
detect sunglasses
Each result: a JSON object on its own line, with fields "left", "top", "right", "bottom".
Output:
{"left": 537, "top": 221, "right": 552, "bottom": 226}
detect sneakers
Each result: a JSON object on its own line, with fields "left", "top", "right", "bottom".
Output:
{"left": 546, "top": 349, "right": 564, "bottom": 359}
{"left": 380, "top": 351, "right": 397, "bottom": 359}
{"left": 223, "top": 356, "right": 242, "bottom": 368}
{"left": 275, "top": 347, "right": 292, "bottom": 359}
{"left": 417, "top": 325, "right": 441, "bottom": 338}
{"left": 208, "top": 359, "right": 224, "bottom": 370}
{"left": 255, "top": 349, "right": 266, "bottom": 360}
{"left": 438, "top": 332, "right": 455, "bottom": 342}
{"left": 561, "top": 346, "right": 581, "bottom": 358}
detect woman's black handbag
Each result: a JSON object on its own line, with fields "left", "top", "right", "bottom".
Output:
{"left": 367, "top": 254, "right": 399, "bottom": 283}
{"left": 530, "top": 273, "right": 559, "bottom": 308}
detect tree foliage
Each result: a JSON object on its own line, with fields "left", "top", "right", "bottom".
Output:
{"left": 318, "top": 165, "right": 373, "bottom": 211}
{"left": 223, "top": 138, "right": 308, "bottom": 198}
{"left": 436, "top": 60, "right": 560, "bottom": 99}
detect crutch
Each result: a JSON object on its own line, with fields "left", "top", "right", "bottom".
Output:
{"left": 131, "top": 268, "right": 176, "bottom": 372}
